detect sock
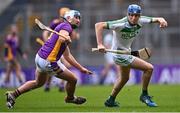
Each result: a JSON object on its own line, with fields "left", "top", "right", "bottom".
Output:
{"left": 142, "top": 90, "right": 148, "bottom": 95}
{"left": 108, "top": 95, "right": 115, "bottom": 102}
{"left": 12, "top": 89, "right": 21, "bottom": 98}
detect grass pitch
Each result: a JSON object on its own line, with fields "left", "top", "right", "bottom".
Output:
{"left": 0, "top": 84, "right": 180, "bottom": 112}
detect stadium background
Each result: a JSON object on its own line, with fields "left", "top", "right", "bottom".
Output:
{"left": 0, "top": 0, "right": 180, "bottom": 86}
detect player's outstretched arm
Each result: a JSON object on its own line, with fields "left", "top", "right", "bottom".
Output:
{"left": 63, "top": 47, "right": 92, "bottom": 74}
{"left": 95, "top": 22, "right": 107, "bottom": 53}
{"left": 152, "top": 17, "right": 168, "bottom": 28}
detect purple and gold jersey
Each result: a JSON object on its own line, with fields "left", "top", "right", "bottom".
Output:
{"left": 38, "top": 22, "right": 72, "bottom": 62}
{"left": 4, "top": 34, "right": 19, "bottom": 61}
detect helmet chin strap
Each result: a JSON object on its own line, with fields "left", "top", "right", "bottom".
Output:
{"left": 63, "top": 17, "right": 79, "bottom": 29}
{"left": 71, "top": 24, "right": 78, "bottom": 29}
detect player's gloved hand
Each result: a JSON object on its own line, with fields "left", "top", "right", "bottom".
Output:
{"left": 97, "top": 45, "right": 106, "bottom": 53}
{"left": 131, "top": 51, "right": 139, "bottom": 57}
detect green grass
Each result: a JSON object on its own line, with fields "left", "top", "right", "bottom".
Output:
{"left": 0, "top": 84, "right": 180, "bottom": 112}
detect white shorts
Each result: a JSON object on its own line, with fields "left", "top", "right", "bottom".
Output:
{"left": 35, "top": 54, "right": 66, "bottom": 76}
{"left": 113, "top": 54, "right": 135, "bottom": 66}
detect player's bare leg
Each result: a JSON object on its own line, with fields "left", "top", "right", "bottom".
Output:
{"left": 131, "top": 57, "right": 153, "bottom": 90}
{"left": 112, "top": 66, "right": 130, "bottom": 97}
{"left": 105, "top": 66, "right": 130, "bottom": 107}
{"left": 17, "top": 70, "right": 48, "bottom": 93}
{"left": 105, "top": 57, "right": 157, "bottom": 107}
{"left": 56, "top": 69, "right": 76, "bottom": 97}
{"left": 55, "top": 69, "right": 86, "bottom": 104}
{"left": 6, "top": 69, "right": 48, "bottom": 109}
{"left": 44, "top": 76, "right": 52, "bottom": 91}
{"left": 131, "top": 57, "right": 157, "bottom": 107}
{"left": 115, "top": 65, "right": 121, "bottom": 77}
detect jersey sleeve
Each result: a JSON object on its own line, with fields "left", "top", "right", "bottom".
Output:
{"left": 61, "top": 23, "right": 72, "bottom": 34}
{"left": 107, "top": 17, "right": 127, "bottom": 30}
{"left": 55, "top": 22, "right": 72, "bottom": 34}
{"left": 139, "top": 16, "right": 153, "bottom": 24}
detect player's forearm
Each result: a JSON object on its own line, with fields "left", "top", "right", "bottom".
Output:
{"left": 151, "top": 17, "right": 160, "bottom": 23}
{"left": 152, "top": 17, "right": 168, "bottom": 28}
{"left": 65, "top": 54, "right": 84, "bottom": 71}
{"left": 151, "top": 17, "right": 165, "bottom": 23}
{"left": 95, "top": 22, "right": 105, "bottom": 46}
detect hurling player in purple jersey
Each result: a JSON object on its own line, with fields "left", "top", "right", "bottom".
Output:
{"left": 5, "top": 10, "right": 92, "bottom": 109}
{"left": 42, "top": 7, "right": 80, "bottom": 92}
{"left": 3, "top": 25, "right": 27, "bottom": 87}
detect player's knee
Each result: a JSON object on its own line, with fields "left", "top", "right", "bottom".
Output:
{"left": 71, "top": 76, "right": 77, "bottom": 84}
{"left": 68, "top": 75, "right": 77, "bottom": 84}
{"left": 145, "top": 64, "right": 154, "bottom": 76}
{"left": 147, "top": 64, "right": 153, "bottom": 72}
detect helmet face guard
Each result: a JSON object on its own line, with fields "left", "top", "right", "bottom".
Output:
{"left": 73, "top": 11, "right": 81, "bottom": 19}
{"left": 64, "top": 10, "right": 81, "bottom": 29}
{"left": 127, "top": 4, "right": 142, "bottom": 14}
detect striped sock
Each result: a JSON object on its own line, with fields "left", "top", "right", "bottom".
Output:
{"left": 12, "top": 89, "right": 21, "bottom": 98}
